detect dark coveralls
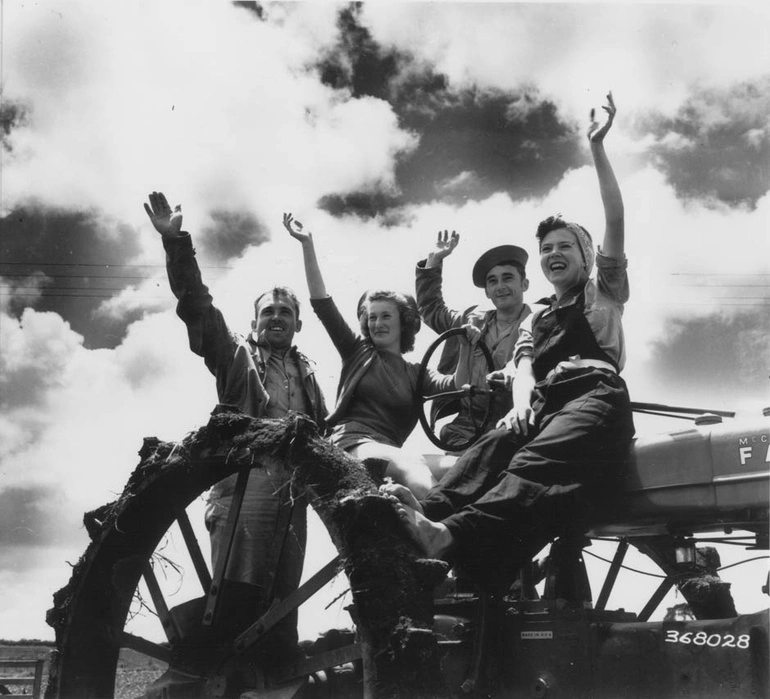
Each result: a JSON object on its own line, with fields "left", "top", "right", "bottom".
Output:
{"left": 420, "top": 286, "right": 635, "bottom": 588}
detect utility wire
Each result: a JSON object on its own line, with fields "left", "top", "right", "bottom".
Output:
{"left": 0, "top": 260, "right": 232, "bottom": 270}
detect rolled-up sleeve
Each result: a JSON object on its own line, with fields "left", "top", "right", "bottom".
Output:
{"left": 512, "top": 313, "right": 535, "bottom": 368}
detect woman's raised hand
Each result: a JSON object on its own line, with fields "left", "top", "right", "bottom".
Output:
{"left": 588, "top": 91, "right": 616, "bottom": 144}
{"left": 283, "top": 212, "right": 312, "bottom": 244}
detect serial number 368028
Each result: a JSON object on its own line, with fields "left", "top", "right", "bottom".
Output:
{"left": 664, "top": 630, "right": 751, "bottom": 649}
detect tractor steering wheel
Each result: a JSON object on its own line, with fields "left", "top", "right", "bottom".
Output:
{"left": 415, "top": 327, "right": 496, "bottom": 452}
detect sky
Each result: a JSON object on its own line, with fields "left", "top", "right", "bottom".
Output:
{"left": 0, "top": 0, "right": 769, "bottom": 645}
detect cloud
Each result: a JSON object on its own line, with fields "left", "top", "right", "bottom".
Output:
{"left": 0, "top": 205, "right": 146, "bottom": 348}
{"left": 361, "top": 3, "right": 770, "bottom": 117}
{"left": 0, "top": 306, "right": 215, "bottom": 546}
{"left": 647, "top": 311, "right": 770, "bottom": 405}
{"left": 316, "top": 8, "right": 583, "bottom": 213}
{"left": 635, "top": 78, "right": 770, "bottom": 206}
{"left": 640, "top": 75, "right": 770, "bottom": 206}
{"left": 0, "top": 486, "right": 63, "bottom": 547}
{"left": 3, "top": 0, "right": 416, "bottom": 227}
{"left": 198, "top": 209, "right": 269, "bottom": 263}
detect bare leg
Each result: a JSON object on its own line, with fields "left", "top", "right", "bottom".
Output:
{"left": 422, "top": 453, "right": 459, "bottom": 482}
{"left": 351, "top": 442, "right": 435, "bottom": 500}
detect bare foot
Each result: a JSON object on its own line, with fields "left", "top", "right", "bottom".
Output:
{"left": 388, "top": 498, "right": 454, "bottom": 559}
{"left": 379, "top": 481, "right": 424, "bottom": 514}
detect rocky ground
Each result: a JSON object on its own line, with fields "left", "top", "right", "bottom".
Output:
{"left": 0, "top": 644, "right": 165, "bottom": 698}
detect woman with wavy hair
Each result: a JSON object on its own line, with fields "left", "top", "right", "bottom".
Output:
{"left": 285, "top": 214, "right": 473, "bottom": 498}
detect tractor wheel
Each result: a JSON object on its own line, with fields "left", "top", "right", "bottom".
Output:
{"left": 46, "top": 433, "right": 359, "bottom": 699}
{"left": 47, "top": 411, "right": 445, "bottom": 699}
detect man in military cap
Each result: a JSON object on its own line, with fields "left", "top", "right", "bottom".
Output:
{"left": 416, "top": 232, "right": 531, "bottom": 458}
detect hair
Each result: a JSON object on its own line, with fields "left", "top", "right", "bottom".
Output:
{"left": 357, "top": 289, "right": 422, "bottom": 353}
{"left": 487, "top": 259, "right": 527, "bottom": 282}
{"left": 535, "top": 215, "right": 593, "bottom": 248}
{"left": 253, "top": 286, "right": 301, "bottom": 321}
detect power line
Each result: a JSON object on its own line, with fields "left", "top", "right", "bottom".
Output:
{"left": 0, "top": 291, "right": 170, "bottom": 300}
{"left": 4, "top": 286, "right": 163, "bottom": 293}
{"left": 0, "top": 261, "right": 232, "bottom": 270}
{"left": 0, "top": 272, "right": 162, "bottom": 281}
{"left": 671, "top": 272, "right": 770, "bottom": 277}
{"left": 675, "top": 284, "right": 770, "bottom": 288}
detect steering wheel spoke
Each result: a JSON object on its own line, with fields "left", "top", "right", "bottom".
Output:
{"left": 415, "top": 328, "right": 497, "bottom": 452}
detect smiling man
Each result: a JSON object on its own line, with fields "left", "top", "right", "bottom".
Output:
{"left": 416, "top": 234, "right": 531, "bottom": 453}
{"left": 144, "top": 191, "right": 327, "bottom": 665}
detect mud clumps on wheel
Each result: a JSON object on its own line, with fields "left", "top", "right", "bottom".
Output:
{"left": 47, "top": 406, "right": 449, "bottom": 699}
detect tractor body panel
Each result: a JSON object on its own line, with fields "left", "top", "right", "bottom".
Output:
{"left": 591, "top": 415, "right": 769, "bottom": 537}
{"left": 501, "top": 606, "right": 769, "bottom": 698}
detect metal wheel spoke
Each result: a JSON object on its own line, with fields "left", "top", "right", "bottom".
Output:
{"left": 120, "top": 631, "right": 173, "bottom": 665}
{"left": 270, "top": 642, "right": 362, "bottom": 685}
{"left": 142, "top": 561, "right": 182, "bottom": 644}
{"left": 175, "top": 505, "right": 212, "bottom": 593}
{"left": 595, "top": 538, "right": 629, "bottom": 611}
{"left": 234, "top": 555, "right": 342, "bottom": 654}
{"left": 638, "top": 576, "right": 676, "bottom": 621}
{"left": 204, "top": 465, "right": 251, "bottom": 627}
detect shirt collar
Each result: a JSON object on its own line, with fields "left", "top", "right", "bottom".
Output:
{"left": 250, "top": 332, "right": 296, "bottom": 360}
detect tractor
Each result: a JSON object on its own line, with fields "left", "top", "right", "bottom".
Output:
{"left": 45, "top": 330, "right": 769, "bottom": 698}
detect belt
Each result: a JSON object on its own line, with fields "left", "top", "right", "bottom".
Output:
{"left": 546, "top": 356, "right": 617, "bottom": 381}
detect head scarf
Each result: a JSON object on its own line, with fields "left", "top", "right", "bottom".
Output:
{"left": 562, "top": 221, "right": 595, "bottom": 277}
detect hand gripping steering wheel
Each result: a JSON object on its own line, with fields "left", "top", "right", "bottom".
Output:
{"left": 415, "top": 327, "right": 496, "bottom": 452}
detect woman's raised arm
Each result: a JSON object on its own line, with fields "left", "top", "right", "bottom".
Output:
{"left": 283, "top": 212, "right": 328, "bottom": 299}
{"left": 588, "top": 92, "right": 624, "bottom": 260}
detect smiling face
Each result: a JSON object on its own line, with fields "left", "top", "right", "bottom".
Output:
{"left": 253, "top": 292, "right": 301, "bottom": 350}
{"left": 484, "top": 263, "right": 528, "bottom": 313}
{"left": 539, "top": 228, "right": 589, "bottom": 296}
{"left": 365, "top": 299, "right": 402, "bottom": 354}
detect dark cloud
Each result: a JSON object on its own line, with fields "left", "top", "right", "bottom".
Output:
{"left": 0, "top": 206, "right": 148, "bottom": 349}
{"left": 0, "top": 485, "right": 66, "bottom": 548}
{"left": 1, "top": 350, "right": 52, "bottom": 413}
{"left": 315, "top": 6, "right": 582, "bottom": 219}
{"left": 0, "top": 205, "right": 269, "bottom": 350}
{"left": 233, "top": 1, "right": 265, "bottom": 20}
{"left": 636, "top": 78, "right": 770, "bottom": 208}
{"left": 649, "top": 310, "right": 770, "bottom": 406}
{"left": 396, "top": 88, "right": 581, "bottom": 206}
{"left": 318, "top": 190, "right": 401, "bottom": 219}
{"left": 0, "top": 97, "right": 29, "bottom": 151}
{"left": 198, "top": 209, "right": 269, "bottom": 263}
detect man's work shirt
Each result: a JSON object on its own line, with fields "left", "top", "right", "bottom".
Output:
{"left": 260, "top": 342, "right": 311, "bottom": 418}
{"left": 416, "top": 259, "right": 531, "bottom": 450}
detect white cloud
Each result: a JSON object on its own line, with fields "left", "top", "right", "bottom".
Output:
{"left": 361, "top": 3, "right": 770, "bottom": 119}
{"left": 1, "top": 307, "right": 214, "bottom": 516}
{"left": 3, "top": 0, "right": 415, "bottom": 229}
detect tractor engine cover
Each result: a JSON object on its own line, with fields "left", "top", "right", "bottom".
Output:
{"left": 502, "top": 607, "right": 769, "bottom": 698}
